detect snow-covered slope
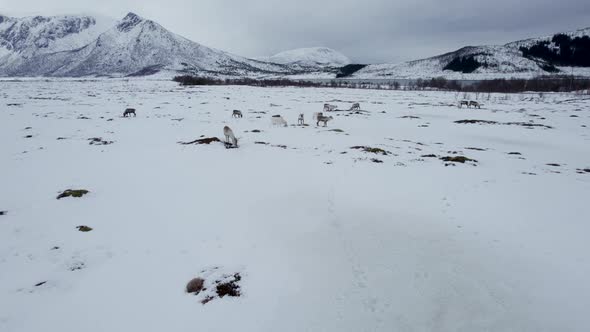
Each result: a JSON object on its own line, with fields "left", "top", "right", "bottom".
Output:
{"left": 353, "top": 27, "right": 590, "bottom": 79}
{"left": 1, "top": 79, "right": 590, "bottom": 331}
{"left": 259, "top": 47, "right": 351, "bottom": 68}
{"left": 0, "top": 13, "right": 293, "bottom": 77}
{"left": 0, "top": 14, "right": 114, "bottom": 73}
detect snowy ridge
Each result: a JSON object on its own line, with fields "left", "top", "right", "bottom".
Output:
{"left": 259, "top": 47, "right": 351, "bottom": 68}
{"left": 0, "top": 13, "right": 298, "bottom": 77}
{"left": 353, "top": 27, "right": 590, "bottom": 80}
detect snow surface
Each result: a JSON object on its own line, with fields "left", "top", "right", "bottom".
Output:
{"left": 258, "top": 47, "right": 351, "bottom": 68}
{"left": 1, "top": 79, "right": 590, "bottom": 332}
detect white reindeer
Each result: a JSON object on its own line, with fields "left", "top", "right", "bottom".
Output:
{"left": 323, "top": 104, "right": 337, "bottom": 112}
{"left": 223, "top": 126, "right": 238, "bottom": 147}
{"left": 271, "top": 115, "right": 288, "bottom": 127}
{"left": 232, "top": 110, "right": 243, "bottom": 118}
{"left": 298, "top": 113, "right": 304, "bottom": 125}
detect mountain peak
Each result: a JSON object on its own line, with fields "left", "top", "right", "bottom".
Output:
{"left": 117, "top": 12, "right": 144, "bottom": 32}
{"left": 264, "top": 47, "right": 351, "bottom": 67}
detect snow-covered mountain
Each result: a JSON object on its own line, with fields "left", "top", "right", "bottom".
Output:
{"left": 259, "top": 47, "right": 351, "bottom": 69}
{"left": 352, "top": 27, "right": 590, "bottom": 80}
{"left": 0, "top": 13, "right": 294, "bottom": 77}
{"left": 0, "top": 14, "right": 114, "bottom": 73}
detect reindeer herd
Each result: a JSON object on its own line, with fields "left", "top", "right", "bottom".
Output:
{"left": 219, "top": 102, "right": 358, "bottom": 148}
{"left": 122, "top": 97, "right": 483, "bottom": 149}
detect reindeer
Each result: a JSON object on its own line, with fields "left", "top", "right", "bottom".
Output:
{"left": 271, "top": 115, "right": 288, "bottom": 127}
{"left": 313, "top": 112, "right": 323, "bottom": 121}
{"left": 232, "top": 110, "right": 243, "bottom": 118}
{"left": 468, "top": 101, "right": 481, "bottom": 109}
{"left": 458, "top": 100, "right": 469, "bottom": 108}
{"left": 350, "top": 103, "right": 360, "bottom": 111}
{"left": 323, "top": 104, "right": 337, "bottom": 112}
{"left": 317, "top": 115, "right": 334, "bottom": 127}
{"left": 298, "top": 113, "right": 304, "bottom": 125}
{"left": 123, "top": 108, "right": 136, "bottom": 117}
{"left": 223, "top": 126, "right": 238, "bottom": 147}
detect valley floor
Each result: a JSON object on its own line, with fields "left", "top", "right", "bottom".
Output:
{"left": 1, "top": 80, "right": 589, "bottom": 331}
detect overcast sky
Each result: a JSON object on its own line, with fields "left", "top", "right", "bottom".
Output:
{"left": 2, "top": 0, "right": 590, "bottom": 63}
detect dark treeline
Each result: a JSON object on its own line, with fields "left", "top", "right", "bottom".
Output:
{"left": 520, "top": 34, "right": 590, "bottom": 67}
{"left": 173, "top": 75, "right": 590, "bottom": 93}
{"left": 173, "top": 75, "right": 322, "bottom": 87}
{"left": 410, "top": 76, "right": 590, "bottom": 93}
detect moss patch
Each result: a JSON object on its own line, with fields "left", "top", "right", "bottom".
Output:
{"left": 76, "top": 225, "right": 93, "bottom": 232}
{"left": 88, "top": 137, "right": 113, "bottom": 145}
{"left": 178, "top": 137, "right": 222, "bottom": 145}
{"left": 351, "top": 146, "right": 390, "bottom": 156}
{"left": 440, "top": 156, "right": 477, "bottom": 163}
{"left": 57, "top": 189, "right": 89, "bottom": 200}
{"left": 216, "top": 273, "right": 241, "bottom": 298}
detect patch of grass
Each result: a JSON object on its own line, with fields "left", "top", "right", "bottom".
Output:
{"left": 216, "top": 273, "right": 241, "bottom": 298}
{"left": 57, "top": 189, "right": 89, "bottom": 200}
{"left": 329, "top": 129, "right": 345, "bottom": 133}
{"left": 178, "top": 137, "right": 221, "bottom": 145}
{"left": 465, "top": 147, "right": 487, "bottom": 151}
{"left": 440, "top": 156, "right": 477, "bottom": 163}
{"left": 88, "top": 137, "right": 114, "bottom": 145}
{"left": 254, "top": 141, "right": 269, "bottom": 145}
{"left": 251, "top": 129, "right": 262, "bottom": 133}
{"left": 455, "top": 119, "right": 498, "bottom": 125}
{"left": 350, "top": 146, "right": 390, "bottom": 156}
{"left": 455, "top": 119, "right": 553, "bottom": 129}
{"left": 508, "top": 152, "right": 522, "bottom": 155}
{"left": 371, "top": 158, "right": 384, "bottom": 163}
{"left": 546, "top": 163, "right": 561, "bottom": 167}
{"left": 421, "top": 154, "right": 437, "bottom": 158}
{"left": 76, "top": 225, "right": 93, "bottom": 232}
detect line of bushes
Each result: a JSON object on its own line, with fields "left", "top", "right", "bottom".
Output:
{"left": 173, "top": 75, "right": 590, "bottom": 93}
{"left": 172, "top": 75, "right": 323, "bottom": 87}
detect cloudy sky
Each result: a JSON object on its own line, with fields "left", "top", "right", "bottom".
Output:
{"left": 2, "top": 0, "right": 590, "bottom": 63}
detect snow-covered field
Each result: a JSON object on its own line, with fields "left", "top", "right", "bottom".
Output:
{"left": 1, "top": 79, "right": 589, "bottom": 332}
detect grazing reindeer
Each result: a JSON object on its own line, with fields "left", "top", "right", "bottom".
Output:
{"left": 317, "top": 115, "right": 334, "bottom": 127}
{"left": 232, "top": 110, "right": 243, "bottom": 118}
{"left": 123, "top": 108, "right": 136, "bottom": 117}
{"left": 323, "top": 104, "right": 337, "bottom": 112}
{"left": 223, "top": 126, "right": 238, "bottom": 147}
{"left": 469, "top": 101, "right": 481, "bottom": 109}
{"left": 298, "top": 113, "right": 304, "bottom": 125}
{"left": 458, "top": 100, "right": 469, "bottom": 108}
{"left": 350, "top": 103, "right": 361, "bottom": 111}
{"left": 271, "top": 115, "right": 288, "bottom": 127}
